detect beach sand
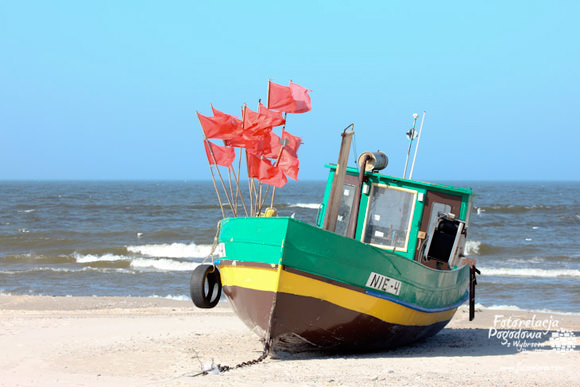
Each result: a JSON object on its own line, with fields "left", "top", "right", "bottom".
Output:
{"left": 1, "top": 296, "right": 578, "bottom": 386}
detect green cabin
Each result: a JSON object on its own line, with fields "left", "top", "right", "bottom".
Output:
{"left": 317, "top": 164, "right": 473, "bottom": 269}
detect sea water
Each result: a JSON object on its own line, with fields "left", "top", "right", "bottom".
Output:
{"left": 0, "top": 181, "right": 578, "bottom": 314}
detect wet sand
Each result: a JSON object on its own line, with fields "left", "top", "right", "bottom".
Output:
{"left": 0, "top": 296, "right": 578, "bottom": 386}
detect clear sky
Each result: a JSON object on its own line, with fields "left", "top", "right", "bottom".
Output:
{"left": 1, "top": 1, "right": 579, "bottom": 181}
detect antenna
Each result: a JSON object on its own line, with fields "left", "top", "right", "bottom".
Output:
{"left": 403, "top": 113, "right": 419, "bottom": 178}
{"left": 409, "top": 111, "right": 426, "bottom": 180}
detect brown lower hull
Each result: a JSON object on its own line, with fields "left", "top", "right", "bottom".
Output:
{"left": 223, "top": 285, "right": 450, "bottom": 353}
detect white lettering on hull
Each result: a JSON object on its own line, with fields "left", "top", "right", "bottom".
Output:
{"left": 365, "top": 272, "right": 402, "bottom": 296}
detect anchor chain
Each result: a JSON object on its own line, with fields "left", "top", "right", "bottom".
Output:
{"left": 192, "top": 341, "right": 270, "bottom": 377}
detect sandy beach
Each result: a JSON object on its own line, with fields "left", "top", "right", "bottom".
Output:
{"left": 0, "top": 296, "right": 578, "bottom": 386}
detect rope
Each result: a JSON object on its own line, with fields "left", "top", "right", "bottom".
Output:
{"left": 351, "top": 131, "right": 358, "bottom": 167}
{"left": 202, "top": 221, "right": 222, "bottom": 266}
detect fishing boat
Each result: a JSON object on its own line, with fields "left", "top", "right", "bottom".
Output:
{"left": 190, "top": 83, "right": 478, "bottom": 353}
{"left": 191, "top": 138, "right": 478, "bottom": 353}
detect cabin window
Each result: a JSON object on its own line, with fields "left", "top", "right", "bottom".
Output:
{"left": 335, "top": 184, "right": 356, "bottom": 236}
{"left": 426, "top": 202, "right": 452, "bottom": 234}
{"left": 362, "top": 184, "right": 417, "bottom": 251}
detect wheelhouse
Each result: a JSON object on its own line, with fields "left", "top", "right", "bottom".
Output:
{"left": 318, "top": 164, "right": 473, "bottom": 270}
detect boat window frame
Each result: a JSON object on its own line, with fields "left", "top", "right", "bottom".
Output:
{"left": 361, "top": 183, "right": 418, "bottom": 252}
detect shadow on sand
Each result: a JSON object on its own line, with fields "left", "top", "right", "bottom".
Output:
{"left": 271, "top": 327, "right": 579, "bottom": 360}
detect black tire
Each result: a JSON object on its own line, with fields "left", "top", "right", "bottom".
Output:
{"left": 190, "top": 264, "right": 222, "bottom": 308}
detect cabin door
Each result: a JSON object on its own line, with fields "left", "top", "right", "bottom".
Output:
{"left": 416, "top": 191, "right": 462, "bottom": 260}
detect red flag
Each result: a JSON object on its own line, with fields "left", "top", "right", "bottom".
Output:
{"left": 204, "top": 140, "right": 235, "bottom": 168}
{"left": 289, "top": 81, "right": 312, "bottom": 113}
{"left": 197, "top": 111, "right": 242, "bottom": 140}
{"left": 247, "top": 153, "right": 287, "bottom": 188}
{"left": 258, "top": 102, "right": 285, "bottom": 128}
{"left": 243, "top": 105, "right": 277, "bottom": 136}
{"left": 281, "top": 131, "right": 302, "bottom": 153}
{"left": 267, "top": 81, "right": 311, "bottom": 113}
{"left": 242, "top": 106, "right": 266, "bottom": 134}
{"left": 211, "top": 106, "right": 242, "bottom": 127}
{"left": 260, "top": 131, "right": 281, "bottom": 159}
{"left": 278, "top": 148, "right": 300, "bottom": 180}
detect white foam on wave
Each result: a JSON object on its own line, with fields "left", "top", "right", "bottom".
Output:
{"left": 130, "top": 258, "right": 200, "bottom": 271}
{"left": 74, "top": 253, "right": 130, "bottom": 263}
{"left": 148, "top": 294, "right": 191, "bottom": 301}
{"left": 464, "top": 240, "right": 481, "bottom": 256}
{"left": 126, "top": 242, "right": 217, "bottom": 258}
{"left": 480, "top": 267, "right": 580, "bottom": 278}
{"left": 3, "top": 267, "right": 134, "bottom": 274}
{"left": 289, "top": 203, "right": 320, "bottom": 209}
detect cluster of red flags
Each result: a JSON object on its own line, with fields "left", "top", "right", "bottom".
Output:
{"left": 197, "top": 81, "right": 311, "bottom": 188}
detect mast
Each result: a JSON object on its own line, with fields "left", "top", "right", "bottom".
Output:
{"left": 323, "top": 125, "right": 354, "bottom": 232}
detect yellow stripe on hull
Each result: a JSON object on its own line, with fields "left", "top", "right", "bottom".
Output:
{"left": 219, "top": 263, "right": 455, "bottom": 327}
{"left": 219, "top": 264, "right": 280, "bottom": 292}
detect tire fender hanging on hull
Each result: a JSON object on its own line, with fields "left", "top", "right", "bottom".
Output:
{"left": 190, "top": 264, "right": 222, "bottom": 308}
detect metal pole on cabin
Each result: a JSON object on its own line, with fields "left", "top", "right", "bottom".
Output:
{"left": 409, "top": 111, "right": 426, "bottom": 180}
{"left": 323, "top": 125, "right": 354, "bottom": 232}
{"left": 346, "top": 152, "right": 371, "bottom": 239}
{"left": 403, "top": 113, "right": 419, "bottom": 179}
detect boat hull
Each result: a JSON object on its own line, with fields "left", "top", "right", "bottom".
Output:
{"left": 217, "top": 217, "right": 469, "bottom": 353}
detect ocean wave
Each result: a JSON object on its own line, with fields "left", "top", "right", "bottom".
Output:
{"left": 129, "top": 258, "right": 199, "bottom": 271}
{"left": 464, "top": 240, "right": 481, "bottom": 256}
{"left": 126, "top": 242, "right": 218, "bottom": 258}
{"left": 74, "top": 253, "right": 130, "bottom": 263}
{"left": 479, "top": 204, "right": 563, "bottom": 214}
{"left": 148, "top": 294, "right": 191, "bottom": 301}
{"left": 1, "top": 267, "right": 134, "bottom": 275}
{"left": 288, "top": 203, "right": 320, "bottom": 209}
{"left": 480, "top": 267, "right": 580, "bottom": 278}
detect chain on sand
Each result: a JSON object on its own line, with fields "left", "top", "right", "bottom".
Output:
{"left": 192, "top": 341, "right": 270, "bottom": 377}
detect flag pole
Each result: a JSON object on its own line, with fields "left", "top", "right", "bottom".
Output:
{"left": 409, "top": 111, "right": 426, "bottom": 180}
{"left": 207, "top": 164, "right": 225, "bottom": 218}
{"left": 232, "top": 148, "right": 248, "bottom": 216}
{"left": 241, "top": 103, "right": 256, "bottom": 216}
{"left": 226, "top": 166, "right": 237, "bottom": 217}
{"left": 269, "top": 112, "right": 288, "bottom": 209}
{"left": 204, "top": 137, "right": 236, "bottom": 216}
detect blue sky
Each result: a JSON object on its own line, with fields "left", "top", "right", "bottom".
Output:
{"left": 1, "top": 1, "right": 578, "bottom": 181}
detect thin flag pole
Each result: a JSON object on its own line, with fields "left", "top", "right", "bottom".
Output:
{"left": 269, "top": 112, "right": 288, "bottom": 209}
{"left": 258, "top": 184, "right": 271, "bottom": 215}
{"left": 231, "top": 149, "right": 248, "bottom": 216}
{"left": 409, "top": 111, "right": 426, "bottom": 180}
{"left": 241, "top": 104, "right": 256, "bottom": 217}
{"left": 204, "top": 137, "right": 236, "bottom": 216}
{"left": 226, "top": 167, "right": 237, "bottom": 217}
{"left": 207, "top": 164, "right": 225, "bottom": 218}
